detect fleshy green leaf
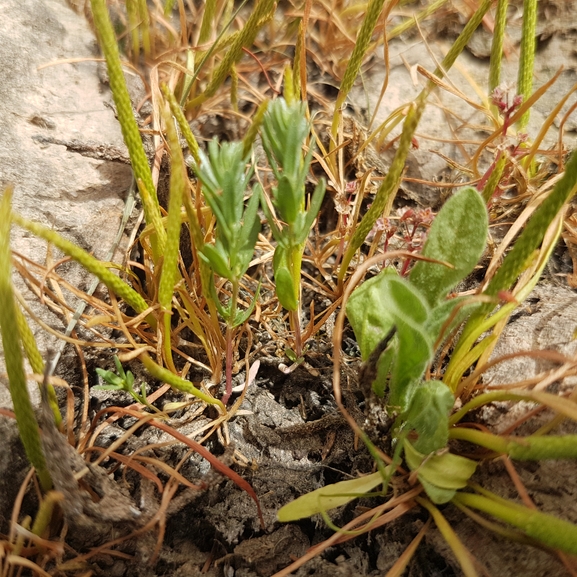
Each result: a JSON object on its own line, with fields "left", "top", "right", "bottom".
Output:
{"left": 404, "top": 380, "right": 454, "bottom": 454}
{"left": 201, "top": 244, "right": 233, "bottom": 281}
{"left": 404, "top": 440, "right": 477, "bottom": 504}
{"left": 277, "top": 472, "right": 384, "bottom": 522}
{"left": 345, "top": 268, "right": 398, "bottom": 360}
{"left": 275, "top": 175, "right": 299, "bottom": 225}
{"left": 409, "top": 186, "right": 488, "bottom": 306}
{"left": 419, "top": 477, "right": 457, "bottom": 505}
{"left": 275, "top": 266, "right": 298, "bottom": 311}
{"left": 347, "top": 272, "right": 432, "bottom": 409}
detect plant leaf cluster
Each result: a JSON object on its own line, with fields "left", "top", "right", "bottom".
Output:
{"left": 192, "top": 139, "right": 260, "bottom": 327}
{"left": 258, "top": 98, "right": 326, "bottom": 313}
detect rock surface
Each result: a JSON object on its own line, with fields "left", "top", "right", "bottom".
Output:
{"left": 0, "top": 0, "right": 132, "bottom": 529}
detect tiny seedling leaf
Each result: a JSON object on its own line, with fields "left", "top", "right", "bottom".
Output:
{"left": 297, "top": 179, "right": 327, "bottom": 244}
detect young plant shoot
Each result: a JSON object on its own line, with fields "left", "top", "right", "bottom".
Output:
{"left": 191, "top": 140, "right": 260, "bottom": 404}
{"left": 258, "top": 98, "right": 326, "bottom": 359}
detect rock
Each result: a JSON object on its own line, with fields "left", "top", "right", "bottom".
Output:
{"left": 0, "top": 0, "right": 133, "bottom": 528}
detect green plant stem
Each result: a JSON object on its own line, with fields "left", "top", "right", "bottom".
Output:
{"left": 222, "top": 281, "right": 239, "bottom": 405}
{"left": 14, "top": 304, "right": 61, "bottom": 426}
{"left": 450, "top": 389, "right": 577, "bottom": 426}
{"left": 158, "top": 104, "right": 187, "bottom": 372}
{"left": 126, "top": 0, "right": 140, "bottom": 59}
{"left": 199, "top": 0, "right": 217, "bottom": 44}
{"left": 162, "top": 84, "right": 200, "bottom": 164}
{"left": 137, "top": 0, "right": 151, "bottom": 57}
{"left": 481, "top": 151, "right": 507, "bottom": 203}
{"left": 140, "top": 353, "right": 225, "bottom": 411}
{"left": 31, "top": 491, "right": 63, "bottom": 536}
{"left": 289, "top": 243, "right": 303, "bottom": 358}
{"left": 331, "top": 0, "right": 387, "bottom": 138}
{"left": 11, "top": 212, "right": 155, "bottom": 328}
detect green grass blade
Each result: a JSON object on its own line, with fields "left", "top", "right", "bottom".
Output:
{"left": 12, "top": 213, "right": 151, "bottom": 321}
{"left": 90, "top": 0, "right": 165, "bottom": 258}
{"left": 14, "top": 304, "right": 61, "bottom": 426}
{"left": 0, "top": 188, "right": 52, "bottom": 491}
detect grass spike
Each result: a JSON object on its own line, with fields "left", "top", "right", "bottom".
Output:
{"left": 12, "top": 213, "right": 152, "bottom": 324}
{"left": 0, "top": 188, "right": 52, "bottom": 491}
{"left": 516, "top": 0, "right": 538, "bottom": 130}
{"left": 90, "top": 0, "right": 165, "bottom": 259}
{"left": 489, "top": 0, "right": 509, "bottom": 117}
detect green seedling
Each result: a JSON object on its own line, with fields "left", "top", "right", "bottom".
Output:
{"left": 191, "top": 139, "right": 261, "bottom": 404}
{"left": 258, "top": 97, "right": 326, "bottom": 358}
{"left": 95, "top": 355, "right": 158, "bottom": 412}
{"left": 279, "top": 186, "right": 489, "bottom": 521}
{"left": 347, "top": 187, "right": 488, "bottom": 412}
{"left": 280, "top": 170, "right": 577, "bottom": 561}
